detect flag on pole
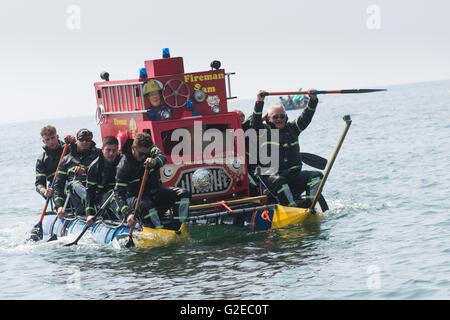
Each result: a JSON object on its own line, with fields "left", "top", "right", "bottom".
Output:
{"left": 292, "top": 88, "right": 303, "bottom": 102}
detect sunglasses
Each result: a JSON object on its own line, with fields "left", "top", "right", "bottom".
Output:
{"left": 77, "top": 129, "right": 93, "bottom": 141}
{"left": 271, "top": 114, "right": 286, "bottom": 120}
{"left": 78, "top": 136, "right": 92, "bottom": 142}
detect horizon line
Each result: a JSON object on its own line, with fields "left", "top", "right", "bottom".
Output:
{"left": 1, "top": 77, "right": 449, "bottom": 126}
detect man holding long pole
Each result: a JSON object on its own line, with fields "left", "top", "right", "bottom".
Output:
{"left": 30, "top": 126, "right": 72, "bottom": 241}
{"left": 250, "top": 89, "right": 328, "bottom": 211}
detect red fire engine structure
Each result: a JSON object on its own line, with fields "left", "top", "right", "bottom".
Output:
{"left": 93, "top": 49, "right": 249, "bottom": 205}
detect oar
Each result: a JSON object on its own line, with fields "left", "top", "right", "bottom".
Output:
{"left": 252, "top": 168, "right": 280, "bottom": 204}
{"left": 262, "top": 88, "right": 387, "bottom": 96}
{"left": 29, "top": 144, "right": 69, "bottom": 242}
{"left": 64, "top": 191, "right": 114, "bottom": 247}
{"left": 125, "top": 168, "right": 149, "bottom": 248}
{"left": 301, "top": 152, "right": 327, "bottom": 170}
{"left": 309, "top": 115, "right": 352, "bottom": 213}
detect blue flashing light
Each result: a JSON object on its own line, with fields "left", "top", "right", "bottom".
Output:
{"left": 162, "top": 48, "right": 170, "bottom": 58}
{"left": 186, "top": 100, "right": 194, "bottom": 111}
{"left": 139, "top": 67, "right": 147, "bottom": 78}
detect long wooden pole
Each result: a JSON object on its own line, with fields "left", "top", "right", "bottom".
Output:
{"left": 309, "top": 115, "right": 352, "bottom": 213}
{"left": 125, "top": 168, "right": 149, "bottom": 248}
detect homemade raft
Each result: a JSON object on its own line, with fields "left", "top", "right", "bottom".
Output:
{"left": 42, "top": 213, "right": 189, "bottom": 248}
{"left": 28, "top": 47, "right": 378, "bottom": 248}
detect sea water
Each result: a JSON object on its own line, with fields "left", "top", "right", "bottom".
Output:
{"left": 0, "top": 80, "right": 449, "bottom": 299}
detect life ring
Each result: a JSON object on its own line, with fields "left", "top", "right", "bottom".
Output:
{"left": 96, "top": 104, "right": 105, "bottom": 125}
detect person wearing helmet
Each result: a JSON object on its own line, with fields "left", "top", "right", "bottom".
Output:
{"left": 144, "top": 80, "right": 173, "bottom": 121}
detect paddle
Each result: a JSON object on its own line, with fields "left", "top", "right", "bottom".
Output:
{"left": 29, "top": 144, "right": 69, "bottom": 242}
{"left": 301, "top": 152, "right": 327, "bottom": 170}
{"left": 309, "top": 115, "right": 352, "bottom": 213}
{"left": 64, "top": 191, "right": 114, "bottom": 247}
{"left": 125, "top": 168, "right": 149, "bottom": 248}
{"left": 252, "top": 169, "right": 280, "bottom": 204}
{"left": 261, "top": 88, "right": 387, "bottom": 97}
{"left": 47, "top": 192, "right": 72, "bottom": 242}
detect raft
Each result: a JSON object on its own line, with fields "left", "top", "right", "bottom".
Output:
{"left": 187, "top": 201, "right": 324, "bottom": 231}
{"left": 40, "top": 201, "right": 322, "bottom": 248}
{"left": 42, "top": 213, "right": 189, "bottom": 248}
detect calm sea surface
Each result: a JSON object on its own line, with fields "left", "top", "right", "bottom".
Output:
{"left": 0, "top": 80, "right": 449, "bottom": 299}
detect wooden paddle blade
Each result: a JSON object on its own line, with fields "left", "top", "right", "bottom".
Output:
{"left": 29, "top": 221, "right": 43, "bottom": 242}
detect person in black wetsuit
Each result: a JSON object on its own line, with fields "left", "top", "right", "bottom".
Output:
{"left": 250, "top": 90, "right": 328, "bottom": 211}
{"left": 54, "top": 129, "right": 100, "bottom": 219}
{"left": 114, "top": 132, "right": 191, "bottom": 231}
{"left": 84, "top": 136, "right": 121, "bottom": 226}
{"left": 35, "top": 125, "right": 74, "bottom": 200}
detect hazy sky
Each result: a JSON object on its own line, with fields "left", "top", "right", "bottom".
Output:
{"left": 0, "top": 0, "right": 449, "bottom": 124}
